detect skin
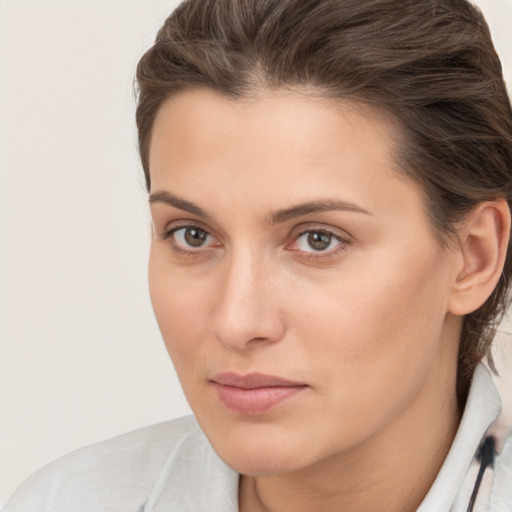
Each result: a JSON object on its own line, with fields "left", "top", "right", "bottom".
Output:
{"left": 148, "top": 89, "right": 464, "bottom": 512}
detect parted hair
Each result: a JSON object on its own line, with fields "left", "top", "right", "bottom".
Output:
{"left": 136, "top": 0, "right": 512, "bottom": 404}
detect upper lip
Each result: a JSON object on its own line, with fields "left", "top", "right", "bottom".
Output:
{"left": 211, "top": 372, "right": 306, "bottom": 389}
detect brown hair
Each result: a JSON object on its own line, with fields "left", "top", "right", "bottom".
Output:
{"left": 135, "top": 0, "right": 512, "bottom": 403}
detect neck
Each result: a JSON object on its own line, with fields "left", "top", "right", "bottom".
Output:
{"left": 239, "top": 345, "right": 461, "bottom": 512}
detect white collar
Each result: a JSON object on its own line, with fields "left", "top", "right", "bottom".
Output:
{"left": 418, "top": 364, "right": 501, "bottom": 511}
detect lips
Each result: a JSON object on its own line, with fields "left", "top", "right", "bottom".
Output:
{"left": 210, "top": 372, "right": 307, "bottom": 415}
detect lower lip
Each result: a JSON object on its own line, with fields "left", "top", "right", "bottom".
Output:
{"left": 212, "top": 383, "right": 306, "bottom": 415}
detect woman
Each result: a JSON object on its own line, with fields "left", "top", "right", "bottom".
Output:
{"left": 5, "top": 0, "right": 512, "bottom": 511}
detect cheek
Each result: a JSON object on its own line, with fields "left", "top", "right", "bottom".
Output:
{"left": 274, "top": 245, "right": 452, "bottom": 448}
{"left": 148, "top": 246, "right": 214, "bottom": 363}
{"left": 290, "top": 241, "right": 451, "bottom": 390}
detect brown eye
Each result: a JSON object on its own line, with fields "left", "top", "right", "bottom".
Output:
{"left": 292, "top": 229, "right": 345, "bottom": 256}
{"left": 183, "top": 227, "right": 208, "bottom": 247}
{"left": 288, "top": 229, "right": 351, "bottom": 261}
{"left": 170, "top": 226, "right": 214, "bottom": 250}
{"left": 307, "top": 231, "right": 332, "bottom": 251}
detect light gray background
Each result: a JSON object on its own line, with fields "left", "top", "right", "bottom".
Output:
{"left": 1, "top": 0, "right": 511, "bottom": 505}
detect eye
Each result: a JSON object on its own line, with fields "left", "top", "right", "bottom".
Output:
{"left": 173, "top": 226, "right": 210, "bottom": 248}
{"left": 286, "top": 227, "right": 352, "bottom": 262}
{"left": 295, "top": 230, "right": 342, "bottom": 252}
{"left": 162, "top": 224, "right": 220, "bottom": 253}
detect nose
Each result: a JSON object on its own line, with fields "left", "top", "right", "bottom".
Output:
{"left": 211, "top": 251, "right": 286, "bottom": 351}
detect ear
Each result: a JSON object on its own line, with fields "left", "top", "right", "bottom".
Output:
{"left": 448, "top": 199, "right": 511, "bottom": 316}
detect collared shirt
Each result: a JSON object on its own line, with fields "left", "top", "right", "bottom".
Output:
{"left": 4, "top": 365, "right": 512, "bottom": 512}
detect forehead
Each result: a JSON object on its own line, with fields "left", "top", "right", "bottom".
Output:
{"left": 148, "top": 88, "right": 421, "bottom": 220}
{"left": 150, "top": 89, "right": 399, "bottom": 156}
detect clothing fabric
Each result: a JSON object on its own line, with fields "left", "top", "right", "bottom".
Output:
{"left": 4, "top": 364, "right": 512, "bottom": 512}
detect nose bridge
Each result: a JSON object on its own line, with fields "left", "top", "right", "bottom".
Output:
{"left": 211, "top": 244, "right": 284, "bottom": 349}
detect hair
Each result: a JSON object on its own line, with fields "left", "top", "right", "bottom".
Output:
{"left": 135, "top": 0, "right": 512, "bottom": 404}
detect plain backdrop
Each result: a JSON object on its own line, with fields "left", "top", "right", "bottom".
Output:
{"left": 1, "top": 0, "right": 511, "bottom": 506}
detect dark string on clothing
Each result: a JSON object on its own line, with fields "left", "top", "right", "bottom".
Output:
{"left": 466, "top": 436, "right": 496, "bottom": 512}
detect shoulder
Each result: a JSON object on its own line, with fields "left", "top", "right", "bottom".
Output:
{"left": 4, "top": 415, "right": 200, "bottom": 512}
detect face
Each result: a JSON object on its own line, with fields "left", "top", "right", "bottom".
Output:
{"left": 148, "top": 89, "right": 460, "bottom": 476}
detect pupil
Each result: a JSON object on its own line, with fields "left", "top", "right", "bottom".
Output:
{"left": 308, "top": 232, "right": 331, "bottom": 251}
{"left": 184, "top": 228, "right": 207, "bottom": 247}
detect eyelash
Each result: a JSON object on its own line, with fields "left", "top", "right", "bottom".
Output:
{"left": 158, "top": 223, "right": 352, "bottom": 261}
{"left": 289, "top": 229, "right": 351, "bottom": 262}
{"left": 159, "top": 223, "right": 218, "bottom": 258}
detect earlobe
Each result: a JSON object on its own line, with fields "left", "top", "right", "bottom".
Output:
{"left": 448, "top": 199, "right": 511, "bottom": 316}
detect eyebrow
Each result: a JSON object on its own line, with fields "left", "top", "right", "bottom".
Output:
{"left": 149, "top": 190, "right": 210, "bottom": 218}
{"left": 149, "top": 190, "right": 371, "bottom": 222}
{"left": 267, "top": 200, "right": 372, "bottom": 224}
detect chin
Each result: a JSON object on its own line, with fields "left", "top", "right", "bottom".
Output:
{"left": 203, "top": 420, "right": 319, "bottom": 476}
{"left": 219, "top": 446, "right": 309, "bottom": 476}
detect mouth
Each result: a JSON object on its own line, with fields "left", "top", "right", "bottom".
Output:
{"left": 210, "top": 372, "right": 308, "bottom": 416}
